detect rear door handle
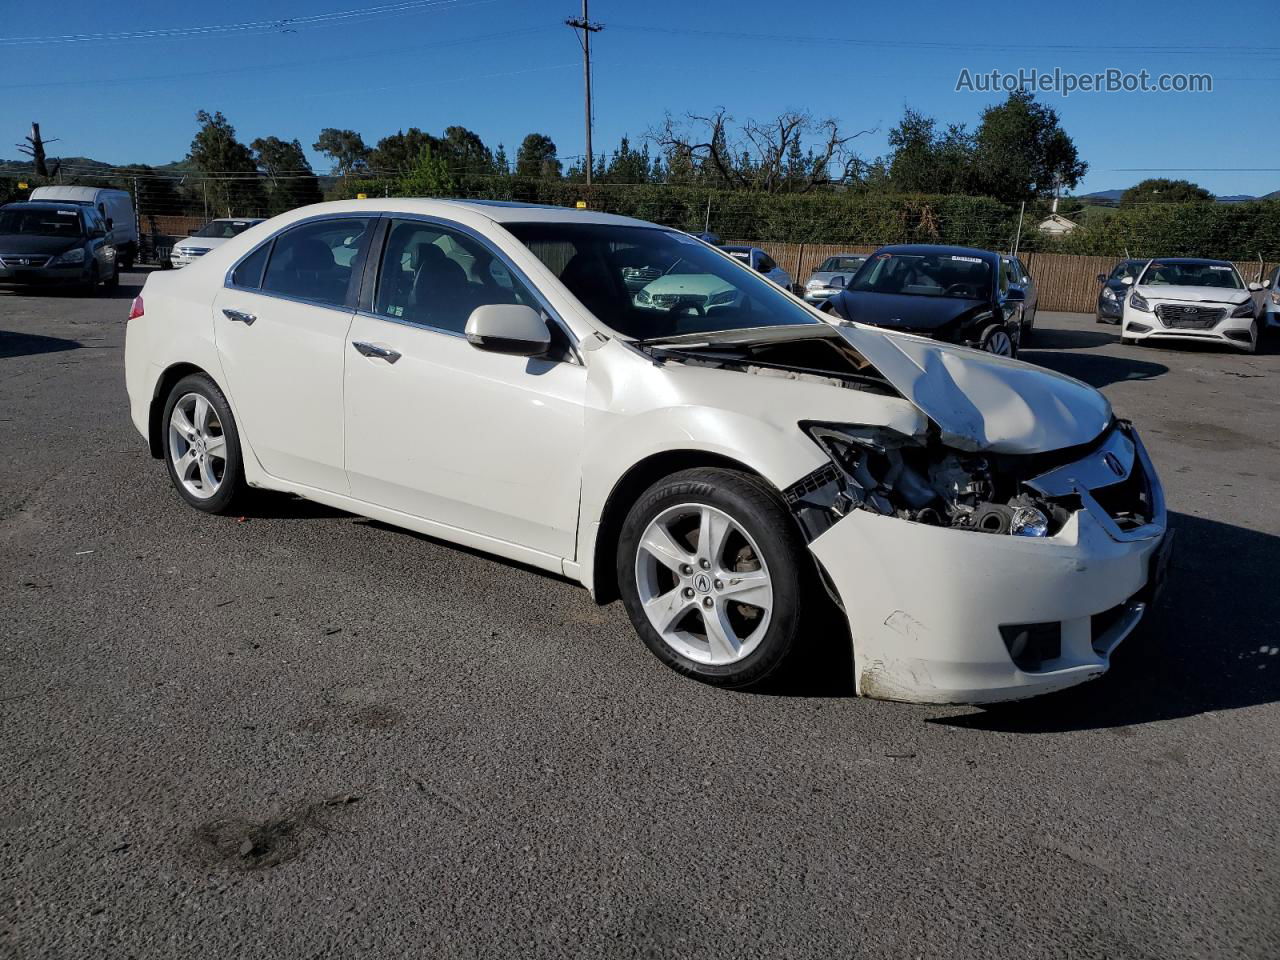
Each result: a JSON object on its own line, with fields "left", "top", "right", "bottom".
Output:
{"left": 221, "top": 308, "right": 256, "bottom": 325}
{"left": 351, "top": 340, "right": 401, "bottom": 364}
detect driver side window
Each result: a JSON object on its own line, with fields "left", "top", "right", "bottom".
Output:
{"left": 374, "top": 219, "right": 539, "bottom": 335}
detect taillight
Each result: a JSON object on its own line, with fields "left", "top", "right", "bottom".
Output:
{"left": 128, "top": 295, "right": 144, "bottom": 320}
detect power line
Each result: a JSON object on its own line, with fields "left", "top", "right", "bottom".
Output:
{"left": 0, "top": 0, "right": 488, "bottom": 46}
{"left": 609, "top": 23, "right": 1280, "bottom": 57}
{"left": 3, "top": 25, "right": 554, "bottom": 90}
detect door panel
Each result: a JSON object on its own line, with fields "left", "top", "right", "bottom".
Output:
{"left": 213, "top": 289, "right": 354, "bottom": 492}
{"left": 344, "top": 314, "right": 586, "bottom": 559}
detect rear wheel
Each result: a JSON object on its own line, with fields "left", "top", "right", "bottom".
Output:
{"left": 162, "top": 373, "right": 246, "bottom": 514}
{"left": 617, "top": 468, "right": 810, "bottom": 688}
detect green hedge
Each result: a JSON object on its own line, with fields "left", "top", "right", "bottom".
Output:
{"left": 323, "top": 176, "right": 1280, "bottom": 260}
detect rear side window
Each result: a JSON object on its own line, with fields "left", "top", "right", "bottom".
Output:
{"left": 231, "top": 242, "right": 271, "bottom": 289}
{"left": 260, "top": 218, "right": 372, "bottom": 308}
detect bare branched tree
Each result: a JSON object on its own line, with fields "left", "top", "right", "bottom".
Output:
{"left": 650, "top": 109, "right": 873, "bottom": 193}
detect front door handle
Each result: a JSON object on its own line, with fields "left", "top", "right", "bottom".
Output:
{"left": 222, "top": 308, "right": 256, "bottom": 325}
{"left": 352, "top": 340, "right": 401, "bottom": 364}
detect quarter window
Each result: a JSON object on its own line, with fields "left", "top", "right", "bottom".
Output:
{"left": 231, "top": 242, "right": 272, "bottom": 289}
{"left": 260, "top": 218, "right": 371, "bottom": 307}
{"left": 373, "top": 219, "right": 539, "bottom": 334}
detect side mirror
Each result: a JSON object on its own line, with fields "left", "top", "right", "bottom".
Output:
{"left": 1005, "top": 286, "right": 1026, "bottom": 302}
{"left": 1096, "top": 273, "right": 1107, "bottom": 283}
{"left": 1121, "top": 276, "right": 1135, "bottom": 286}
{"left": 465, "top": 304, "right": 550, "bottom": 357}
{"left": 829, "top": 275, "right": 846, "bottom": 288}
{"left": 1247, "top": 281, "right": 1263, "bottom": 291}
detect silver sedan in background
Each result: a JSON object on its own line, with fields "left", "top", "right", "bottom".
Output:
{"left": 803, "top": 254, "right": 868, "bottom": 304}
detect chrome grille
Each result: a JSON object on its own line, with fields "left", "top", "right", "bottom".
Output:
{"left": 0, "top": 254, "right": 51, "bottom": 268}
{"left": 1155, "top": 303, "right": 1224, "bottom": 329}
{"left": 652, "top": 293, "right": 706, "bottom": 307}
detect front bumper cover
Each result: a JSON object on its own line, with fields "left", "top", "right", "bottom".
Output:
{"left": 807, "top": 425, "right": 1168, "bottom": 704}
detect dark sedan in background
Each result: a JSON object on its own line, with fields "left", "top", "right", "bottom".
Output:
{"left": 821, "top": 244, "right": 1034, "bottom": 357}
{"left": 1096, "top": 258, "right": 1148, "bottom": 323}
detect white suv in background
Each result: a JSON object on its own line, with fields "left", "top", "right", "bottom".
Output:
{"left": 1120, "top": 257, "right": 1263, "bottom": 353}
{"left": 169, "top": 218, "right": 264, "bottom": 269}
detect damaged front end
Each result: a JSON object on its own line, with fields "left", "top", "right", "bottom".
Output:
{"left": 786, "top": 418, "right": 1169, "bottom": 703}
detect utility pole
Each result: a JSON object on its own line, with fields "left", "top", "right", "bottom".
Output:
{"left": 566, "top": 2, "right": 603, "bottom": 186}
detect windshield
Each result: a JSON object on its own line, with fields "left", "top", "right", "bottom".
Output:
{"left": 1138, "top": 261, "right": 1243, "bottom": 289}
{"left": 192, "top": 219, "right": 259, "bottom": 239}
{"left": 848, "top": 252, "right": 993, "bottom": 300}
{"left": 0, "top": 208, "right": 85, "bottom": 238}
{"left": 504, "top": 223, "right": 819, "bottom": 340}
{"left": 818, "top": 256, "right": 865, "bottom": 272}
{"left": 1109, "top": 260, "right": 1145, "bottom": 282}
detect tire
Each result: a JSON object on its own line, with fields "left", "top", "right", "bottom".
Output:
{"left": 1121, "top": 336, "right": 1137, "bottom": 345}
{"left": 104, "top": 264, "right": 119, "bottom": 291}
{"left": 161, "top": 373, "right": 247, "bottom": 514}
{"left": 617, "top": 467, "right": 811, "bottom": 688}
{"left": 980, "top": 324, "right": 1017, "bottom": 359}
{"left": 1243, "top": 322, "right": 1259, "bottom": 355}
{"left": 1020, "top": 308, "right": 1035, "bottom": 346}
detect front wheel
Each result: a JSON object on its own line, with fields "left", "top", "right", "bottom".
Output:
{"left": 980, "top": 324, "right": 1017, "bottom": 358}
{"left": 617, "top": 468, "right": 810, "bottom": 688}
{"left": 162, "top": 373, "right": 246, "bottom": 514}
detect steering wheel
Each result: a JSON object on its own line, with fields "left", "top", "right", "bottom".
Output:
{"left": 944, "top": 283, "right": 976, "bottom": 298}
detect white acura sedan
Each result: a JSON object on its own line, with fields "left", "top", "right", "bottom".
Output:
{"left": 124, "top": 200, "right": 1170, "bottom": 704}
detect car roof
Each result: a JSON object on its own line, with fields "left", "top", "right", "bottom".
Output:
{"left": 873, "top": 243, "right": 999, "bottom": 261}
{"left": 1144, "top": 257, "right": 1234, "bottom": 267}
{"left": 1, "top": 201, "right": 86, "bottom": 213}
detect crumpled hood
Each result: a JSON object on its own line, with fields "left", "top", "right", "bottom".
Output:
{"left": 1135, "top": 284, "right": 1251, "bottom": 305}
{"left": 834, "top": 324, "right": 1112, "bottom": 454}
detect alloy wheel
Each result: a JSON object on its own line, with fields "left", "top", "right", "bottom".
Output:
{"left": 167, "top": 392, "right": 228, "bottom": 500}
{"left": 634, "top": 503, "right": 773, "bottom": 665}
{"left": 984, "top": 329, "right": 1014, "bottom": 356}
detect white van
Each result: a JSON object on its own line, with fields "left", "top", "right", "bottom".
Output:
{"left": 29, "top": 186, "right": 138, "bottom": 269}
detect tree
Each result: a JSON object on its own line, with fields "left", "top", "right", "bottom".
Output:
{"left": 440, "top": 125, "right": 493, "bottom": 177}
{"left": 313, "top": 128, "right": 370, "bottom": 177}
{"left": 970, "top": 91, "right": 1087, "bottom": 202}
{"left": 650, "top": 108, "right": 870, "bottom": 193}
{"left": 188, "top": 110, "right": 263, "bottom": 216}
{"left": 885, "top": 108, "right": 975, "bottom": 194}
{"left": 1121, "top": 178, "right": 1213, "bottom": 205}
{"left": 251, "top": 136, "right": 322, "bottom": 215}
{"left": 515, "top": 133, "right": 561, "bottom": 179}
{"left": 493, "top": 142, "right": 510, "bottom": 175}
{"left": 368, "top": 128, "right": 437, "bottom": 177}
{"left": 602, "top": 136, "right": 653, "bottom": 184}
{"left": 397, "top": 143, "right": 457, "bottom": 197}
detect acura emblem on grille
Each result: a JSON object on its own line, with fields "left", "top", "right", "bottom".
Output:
{"left": 1103, "top": 452, "right": 1125, "bottom": 477}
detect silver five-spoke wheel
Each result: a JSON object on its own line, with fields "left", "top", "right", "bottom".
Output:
{"left": 167, "top": 392, "right": 228, "bottom": 500}
{"left": 634, "top": 503, "right": 773, "bottom": 665}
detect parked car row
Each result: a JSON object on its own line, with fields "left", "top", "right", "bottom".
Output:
{"left": 1096, "top": 257, "right": 1270, "bottom": 354}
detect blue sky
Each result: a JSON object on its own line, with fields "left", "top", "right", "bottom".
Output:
{"left": 3, "top": 0, "right": 1277, "bottom": 195}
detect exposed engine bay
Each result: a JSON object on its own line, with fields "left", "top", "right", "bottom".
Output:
{"left": 641, "top": 332, "right": 1151, "bottom": 543}
{"left": 784, "top": 424, "right": 1075, "bottom": 541}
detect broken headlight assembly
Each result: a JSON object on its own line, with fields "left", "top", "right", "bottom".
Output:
{"left": 785, "top": 422, "right": 1068, "bottom": 541}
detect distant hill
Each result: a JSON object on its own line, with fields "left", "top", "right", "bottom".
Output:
{"left": 1080, "top": 189, "right": 1125, "bottom": 203}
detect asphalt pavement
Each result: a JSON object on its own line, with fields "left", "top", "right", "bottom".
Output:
{"left": 2, "top": 273, "right": 1278, "bottom": 959}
